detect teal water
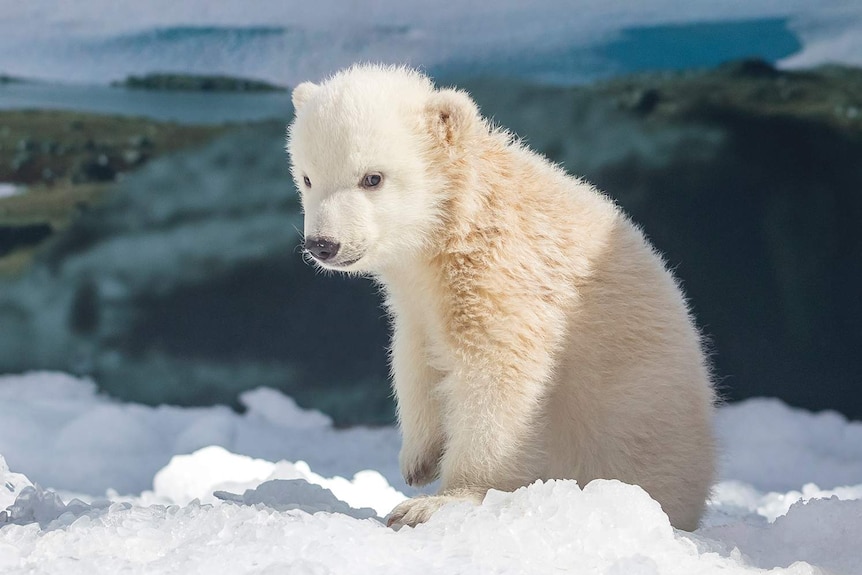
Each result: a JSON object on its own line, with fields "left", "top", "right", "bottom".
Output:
{"left": 438, "top": 17, "right": 802, "bottom": 84}
{"left": 597, "top": 18, "right": 802, "bottom": 74}
{"left": 0, "top": 82, "right": 293, "bottom": 125}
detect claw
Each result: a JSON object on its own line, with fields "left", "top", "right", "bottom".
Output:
{"left": 401, "top": 456, "right": 439, "bottom": 488}
{"left": 386, "top": 493, "right": 473, "bottom": 529}
{"left": 385, "top": 511, "right": 404, "bottom": 529}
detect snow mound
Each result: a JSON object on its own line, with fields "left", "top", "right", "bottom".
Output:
{"left": 151, "top": 446, "right": 405, "bottom": 516}
{"left": 710, "top": 480, "right": 862, "bottom": 523}
{"left": 152, "top": 446, "right": 277, "bottom": 505}
{"left": 0, "top": 372, "right": 403, "bottom": 497}
{"left": 701, "top": 497, "right": 862, "bottom": 574}
{"left": 717, "top": 398, "right": 862, "bottom": 491}
{"left": 0, "top": 371, "right": 100, "bottom": 402}
{"left": 240, "top": 387, "right": 333, "bottom": 429}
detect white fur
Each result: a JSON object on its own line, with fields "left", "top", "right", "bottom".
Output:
{"left": 287, "top": 64, "right": 716, "bottom": 531}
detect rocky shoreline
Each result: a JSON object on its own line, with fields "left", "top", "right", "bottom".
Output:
{"left": 0, "top": 110, "right": 230, "bottom": 187}
{"left": 0, "top": 110, "right": 231, "bottom": 274}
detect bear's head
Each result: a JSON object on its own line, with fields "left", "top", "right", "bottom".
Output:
{"left": 287, "top": 64, "right": 482, "bottom": 274}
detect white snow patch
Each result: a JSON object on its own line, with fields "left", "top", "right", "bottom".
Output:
{"left": 709, "top": 480, "right": 862, "bottom": 523}
{"left": 151, "top": 447, "right": 277, "bottom": 505}
{"left": 715, "top": 397, "right": 862, "bottom": 492}
{"left": 150, "top": 446, "right": 404, "bottom": 516}
{"left": 0, "top": 184, "right": 21, "bottom": 199}
{"left": 781, "top": 8, "right": 862, "bottom": 69}
{"left": 0, "top": 371, "right": 404, "bottom": 497}
{"left": 701, "top": 497, "right": 862, "bottom": 574}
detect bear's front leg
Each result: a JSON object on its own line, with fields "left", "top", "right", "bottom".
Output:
{"left": 387, "top": 353, "right": 555, "bottom": 528}
{"left": 386, "top": 283, "right": 565, "bottom": 529}
{"left": 391, "top": 320, "right": 445, "bottom": 487}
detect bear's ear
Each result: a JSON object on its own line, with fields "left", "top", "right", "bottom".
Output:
{"left": 425, "top": 89, "right": 481, "bottom": 148}
{"left": 292, "top": 81, "right": 319, "bottom": 112}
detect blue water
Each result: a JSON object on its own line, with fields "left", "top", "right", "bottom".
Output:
{"left": 0, "top": 82, "right": 293, "bottom": 125}
{"left": 437, "top": 18, "right": 803, "bottom": 84}
{"left": 597, "top": 18, "right": 802, "bottom": 75}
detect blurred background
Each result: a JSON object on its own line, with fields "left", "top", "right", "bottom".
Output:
{"left": 0, "top": 1, "right": 859, "bottom": 426}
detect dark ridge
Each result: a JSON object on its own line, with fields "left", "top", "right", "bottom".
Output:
{"left": 0, "top": 223, "right": 53, "bottom": 257}
{"left": 718, "top": 58, "right": 781, "bottom": 78}
{"left": 112, "top": 73, "right": 286, "bottom": 92}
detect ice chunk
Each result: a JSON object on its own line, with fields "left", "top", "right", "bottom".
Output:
{"left": 0, "top": 455, "right": 32, "bottom": 514}
{"left": 214, "top": 479, "right": 378, "bottom": 520}
{"left": 3, "top": 485, "right": 68, "bottom": 528}
{"left": 2, "top": 484, "right": 113, "bottom": 530}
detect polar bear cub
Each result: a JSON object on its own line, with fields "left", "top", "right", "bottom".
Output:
{"left": 287, "top": 64, "right": 715, "bottom": 531}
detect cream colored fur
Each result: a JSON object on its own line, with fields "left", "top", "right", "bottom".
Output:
{"left": 286, "top": 64, "right": 716, "bottom": 531}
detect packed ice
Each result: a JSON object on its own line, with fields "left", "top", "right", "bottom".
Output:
{"left": 1, "top": 372, "right": 860, "bottom": 573}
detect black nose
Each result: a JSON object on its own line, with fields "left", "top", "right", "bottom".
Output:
{"left": 304, "top": 237, "right": 340, "bottom": 261}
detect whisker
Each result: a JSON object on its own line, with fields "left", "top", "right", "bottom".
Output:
{"left": 291, "top": 223, "right": 305, "bottom": 241}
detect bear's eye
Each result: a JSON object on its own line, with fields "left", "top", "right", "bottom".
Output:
{"left": 303, "top": 175, "right": 312, "bottom": 188}
{"left": 361, "top": 172, "right": 383, "bottom": 189}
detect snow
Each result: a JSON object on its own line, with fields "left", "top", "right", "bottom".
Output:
{"left": 1, "top": 372, "right": 861, "bottom": 573}
{"left": 0, "top": 372, "right": 403, "bottom": 497}
{"left": 701, "top": 497, "right": 862, "bottom": 574}
{"left": 717, "top": 398, "right": 862, "bottom": 492}
{"left": 0, "top": 184, "right": 21, "bottom": 199}
{"left": 151, "top": 447, "right": 405, "bottom": 516}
